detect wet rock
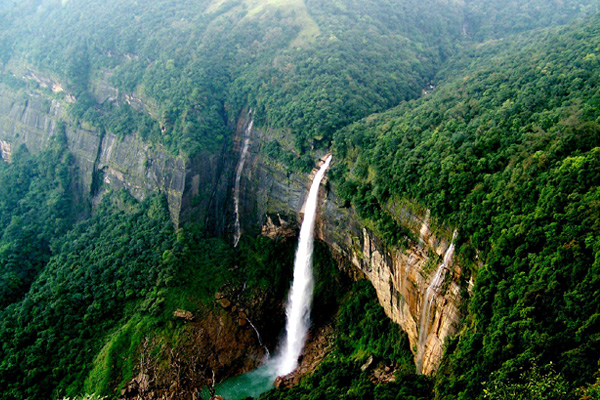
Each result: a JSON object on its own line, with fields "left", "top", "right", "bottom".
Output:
{"left": 241, "top": 124, "right": 467, "bottom": 375}
{"left": 273, "top": 376, "right": 288, "bottom": 389}
{"left": 272, "top": 323, "right": 335, "bottom": 389}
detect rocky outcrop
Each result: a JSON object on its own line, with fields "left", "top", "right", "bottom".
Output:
{"left": 274, "top": 322, "right": 334, "bottom": 388}
{"left": 321, "top": 192, "right": 466, "bottom": 375}
{"left": 328, "top": 218, "right": 464, "bottom": 375}
{"left": 0, "top": 74, "right": 469, "bottom": 376}
{"left": 118, "top": 307, "right": 267, "bottom": 400}
{"left": 239, "top": 124, "right": 469, "bottom": 375}
{"left": 173, "top": 309, "right": 195, "bottom": 321}
{"left": 93, "top": 130, "right": 187, "bottom": 224}
{"left": 261, "top": 214, "right": 296, "bottom": 239}
{"left": 0, "top": 139, "right": 11, "bottom": 162}
{"left": 0, "top": 84, "right": 233, "bottom": 229}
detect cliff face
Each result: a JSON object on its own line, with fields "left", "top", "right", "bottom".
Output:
{"left": 0, "top": 80, "right": 467, "bottom": 374}
{"left": 237, "top": 119, "right": 468, "bottom": 375}
{"left": 0, "top": 85, "right": 233, "bottom": 229}
{"left": 318, "top": 205, "right": 465, "bottom": 375}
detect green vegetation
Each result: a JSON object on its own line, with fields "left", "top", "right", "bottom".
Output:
{"left": 2, "top": 0, "right": 596, "bottom": 158}
{"left": 0, "top": 127, "right": 80, "bottom": 309}
{"left": 0, "top": 191, "right": 177, "bottom": 398}
{"left": 331, "top": 15, "right": 600, "bottom": 400}
{"left": 260, "top": 281, "right": 430, "bottom": 400}
{"left": 2, "top": 0, "right": 600, "bottom": 399}
{"left": 0, "top": 183, "right": 308, "bottom": 399}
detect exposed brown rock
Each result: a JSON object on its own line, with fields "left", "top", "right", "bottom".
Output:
{"left": 217, "top": 298, "right": 231, "bottom": 309}
{"left": 248, "top": 133, "right": 469, "bottom": 375}
{"left": 173, "top": 309, "right": 194, "bottom": 321}
{"left": 261, "top": 214, "right": 296, "bottom": 239}
{"left": 368, "top": 360, "right": 398, "bottom": 384}
{"left": 118, "top": 299, "right": 277, "bottom": 400}
{"left": 273, "top": 323, "right": 335, "bottom": 389}
{"left": 360, "top": 355, "right": 374, "bottom": 371}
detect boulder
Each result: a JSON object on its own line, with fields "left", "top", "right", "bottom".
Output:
{"left": 218, "top": 298, "right": 231, "bottom": 309}
{"left": 173, "top": 309, "right": 194, "bottom": 321}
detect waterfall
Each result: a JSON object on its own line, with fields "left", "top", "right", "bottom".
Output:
{"left": 275, "top": 155, "right": 332, "bottom": 376}
{"left": 233, "top": 116, "right": 253, "bottom": 247}
{"left": 416, "top": 229, "right": 457, "bottom": 374}
{"left": 246, "top": 317, "right": 271, "bottom": 359}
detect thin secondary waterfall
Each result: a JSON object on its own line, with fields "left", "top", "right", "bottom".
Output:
{"left": 275, "top": 155, "right": 332, "bottom": 376}
{"left": 211, "top": 156, "right": 331, "bottom": 400}
{"left": 416, "top": 229, "right": 457, "bottom": 374}
{"left": 233, "top": 116, "right": 253, "bottom": 247}
{"left": 246, "top": 317, "right": 270, "bottom": 358}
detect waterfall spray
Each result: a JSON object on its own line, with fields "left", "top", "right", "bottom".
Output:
{"left": 233, "top": 116, "right": 253, "bottom": 247}
{"left": 275, "top": 155, "right": 332, "bottom": 376}
{"left": 210, "top": 156, "right": 332, "bottom": 400}
{"left": 416, "top": 230, "right": 457, "bottom": 374}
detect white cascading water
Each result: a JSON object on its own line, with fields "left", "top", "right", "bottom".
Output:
{"left": 416, "top": 229, "right": 457, "bottom": 374}
{"left": 246, "top": 317, "right": 270, "bottom": 359}
{"left": 233, "top": 117, "right": 253, "bottom": 248}
{"left": 275, "top": 155, "right": 332, "bottom": 376}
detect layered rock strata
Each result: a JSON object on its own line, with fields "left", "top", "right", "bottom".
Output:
{"left": 239, "top": 124, "right": 467, "bottom": 375}
{"left": 0, "top": 86, "right": 232, "bottom": 229}
{"left": 0, "top": 80, "right": 468, "bottom": 374}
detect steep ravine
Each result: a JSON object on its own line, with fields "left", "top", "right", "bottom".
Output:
{"left": 237, "top": 118, "right": 470, "bottom": 375}
{"left": 0, "top": 81, "right": 470, "bottom": 378}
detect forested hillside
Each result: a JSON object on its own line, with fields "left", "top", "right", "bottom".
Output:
{"left": 2, "top": 0, "right": 596, "bottom": 157}
{"left": 1, "top": 0, "right": 600, "bottom": 399}
{"left": 1, "top": 0, "right": 465, "bottom": 156}
{"left": 331, "top": 15, "right": 600, "bottom": 399}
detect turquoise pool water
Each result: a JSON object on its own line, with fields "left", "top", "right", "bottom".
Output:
{"left": 212, "top": 363, "right": 278, "bottom": 400}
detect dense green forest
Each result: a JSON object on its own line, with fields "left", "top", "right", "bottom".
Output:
{"left": 0, "top": 128, "right": 80, "bottom": 309}
{"left": 331, "top": 15, "right": 600, "bottom": 400}
{"left": 0, "top": 178, "right": 305, "bottom": 398}
{"left": 1, "top": 0, "right": 600, "bottom": 400}
{"left": 2, "top": 0, "right": 597, "bottom": 156}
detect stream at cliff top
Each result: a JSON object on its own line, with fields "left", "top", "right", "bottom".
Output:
{"left": 209, "top": 155, "right": 333, "bottom": 399}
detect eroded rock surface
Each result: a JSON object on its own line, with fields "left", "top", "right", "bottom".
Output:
{"left": 240, "top": 124, "right": 468, "bottom": 375}
{"left": 0, "top": 84, "right": 233, "bottom": 229}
